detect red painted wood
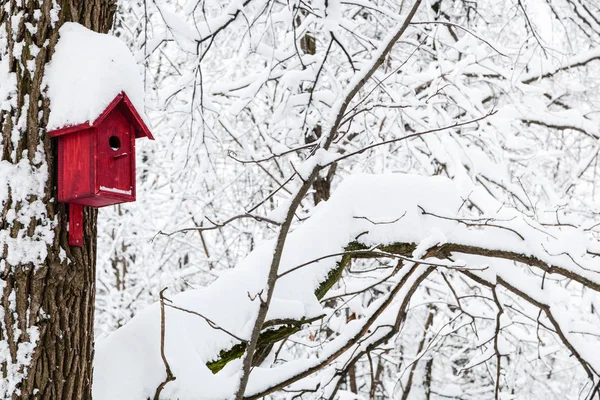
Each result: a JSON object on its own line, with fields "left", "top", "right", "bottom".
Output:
{"left": 69, "top": 204, "right": 83, "bottom": 247}
{"left": 49, "top": 94, "right": 124, "bottom": 138}
{"left": 70, "top": 193, "right": 134, "bottom": 207}
{"left": 49, "top": 91, "right": 154, "bottom": 243}
{"left": 48, "top": 92, "right": 154, "bottom": 140}
{"left": 57, "top": 128, "right": 95, "bottom": 203}
{"left": 47, "top": 122, "right": 93, "bottom": 138}
{"left": 131, "top": 123, "right": 136, "bottom": 199}
{"left": 120, "top": 93, "right": 154, "bottom": 139}
{"left": 96, "top": 108, "right": 134, "bottom": 197}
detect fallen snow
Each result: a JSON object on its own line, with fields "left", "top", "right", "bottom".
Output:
{"left": 44, "top": 23, "right": 148, "bottom": 131}
{"left": 93, "top": 173, "right": 600, "bottom": 399}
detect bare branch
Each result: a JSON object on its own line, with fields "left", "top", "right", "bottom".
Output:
{"left": 325, "top": 110, "right": 496, "bottom": 166}
{"left": 411, "top": 21, "right": 510, "bottom": 58}
{"left": 164, "top": 303, "right": 247, "bottom": 343}
{"left": 154, "top": 288, "right": 176, "bottom": 400}
{"left": 154, "top": 213, "right": 281, "bottom": 240}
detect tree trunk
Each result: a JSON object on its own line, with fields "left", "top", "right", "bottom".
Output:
{"left": 0, "top": 1, "right": 116, "bottom": 399}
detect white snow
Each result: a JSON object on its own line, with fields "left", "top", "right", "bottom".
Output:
{"left": 99, "top": 186, "right": 132, "bottom": 195}
{"left": 93, "top": 173, "right": 600, "bottom": 399}
{"left": 44, "top": 23, "right": 147, "bottom": 131}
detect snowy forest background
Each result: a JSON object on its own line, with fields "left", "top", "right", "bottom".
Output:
{"left": 6, "top": 0, "right": 600, "bottom": 398}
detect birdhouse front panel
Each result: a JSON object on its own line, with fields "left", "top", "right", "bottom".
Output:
{"left": 95, "top": 108, "right": 136, "bottom": 206}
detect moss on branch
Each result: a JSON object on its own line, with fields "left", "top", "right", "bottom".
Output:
{"left": 206, "top": 240, "right": 417, "bottom": 373}
{"left": 206, "top": 319, "right": 312, "bottom": 373}
{"left": 205, "top": 237, "right": 595, "bottom": 377}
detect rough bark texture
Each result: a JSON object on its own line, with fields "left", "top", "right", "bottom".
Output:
{"left": 0, "top": 1, "right": 116, "bottom": 399}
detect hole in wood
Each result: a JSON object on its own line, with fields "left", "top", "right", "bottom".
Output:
{"left": 109, "top": 135, "right": 121, "bottom": 151}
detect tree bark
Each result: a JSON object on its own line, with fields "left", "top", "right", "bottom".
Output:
{"left": 0, "top": 1, "right": 116, "bottom": 398}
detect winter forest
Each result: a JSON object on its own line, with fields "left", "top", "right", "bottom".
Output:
{"left": 1, "top": 0, "right": 600, "bottom": 399}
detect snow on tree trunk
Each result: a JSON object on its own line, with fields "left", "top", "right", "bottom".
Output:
{"left": 0, "top": 1, "right": 116, "bottom": 398}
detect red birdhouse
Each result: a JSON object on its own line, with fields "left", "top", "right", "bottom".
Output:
{"left": 49, "top": 92, "right": 154, "bottom": 246}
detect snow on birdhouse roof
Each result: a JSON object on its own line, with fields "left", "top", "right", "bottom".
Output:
{"left": 47, "top": 92, "right": 154, "bottom": 140}
{"left": 45, "top": 23, "right": 149, "bottom": 132}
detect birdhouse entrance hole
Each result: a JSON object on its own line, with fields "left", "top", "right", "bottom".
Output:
{"left": 109, "top": 135, "right": 121, "bottom": 151}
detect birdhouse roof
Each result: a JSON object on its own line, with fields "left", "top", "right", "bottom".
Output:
{"left": 44, "top": 23, "right": 152, "bottom": 139}
{"left": 48, "top": 92, "right": 154, "bottom": 140}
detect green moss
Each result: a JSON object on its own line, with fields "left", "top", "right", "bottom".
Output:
{"left": 378, "top": 242, "right": 417, "bottom": 256}
{"left": 314, "top": 262, "right": 345, "bottom": 300}
{"left": 314, "top": 241, "right": 416, "bottom": 299}
{"left": 206, "top": 342, "right": 247, "bottom": 374}
{"left": 206, "top": 324, "right": 303, "bottom": 374}
{"left": 346, "top": 241, "right": 370, "bottom": 252}
{"left": 315, "top": 241, "right": 367, "bottom": 300}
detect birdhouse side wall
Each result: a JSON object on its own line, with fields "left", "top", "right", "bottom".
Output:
{"left": 57, "top": 128, "right": 95, "bottom": 203}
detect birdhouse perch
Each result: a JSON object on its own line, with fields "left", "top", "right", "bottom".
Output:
{"left": 49, "top": 92, "right": 154, "bottom": 246}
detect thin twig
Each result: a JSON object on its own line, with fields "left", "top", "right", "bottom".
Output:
{"left": 353, "top": 212, "right": 406, "bottom": 225}
{"left": 277, "top": 246, "right": 475, "bottom": 281}
{"left": 324, "top": 110, "right": 496, "bottom": 166}
{"left": 154, "top": 213, "right": 281, "bottom": 240}
{"left": 418, "top": 205, "right": 525, "bottom": 241}
{"left": 400, "top": 305, "right": 435, "bottom": 400}
{"left": 154, "top": 288, "right": 176, "bottom": 400}
{"left": 462, "top": 271, "right": 597, "bottom": 379}
{"left": 411, "top": 21, "right": 510, "bottom": 58}
{"left": 164, "top": 303, "right": 247, "bottom": 343}
{"left": 227, "top": 143, "right": 315, "bottom": 164}
{"left": 491, "top": 288, "right": 504, "bottom": 399}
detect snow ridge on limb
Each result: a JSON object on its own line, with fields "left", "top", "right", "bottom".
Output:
{"left": 93, "top": 173, "right": 600, "bottom": 399}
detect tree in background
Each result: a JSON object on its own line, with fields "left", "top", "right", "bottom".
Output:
{"left": 0, "top": 1, "right": 116, "bottom": 398}
{"left": 93, "top": 0, "right": 600, "bottom": 399}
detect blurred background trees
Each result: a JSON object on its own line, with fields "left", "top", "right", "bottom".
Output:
{"left": 94, "top": 0, "right": 600, "bottom": 398}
